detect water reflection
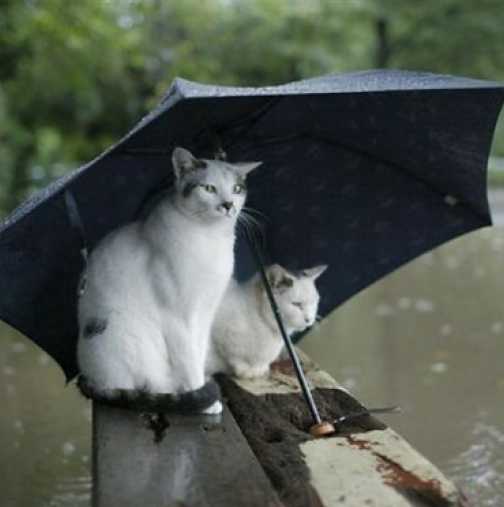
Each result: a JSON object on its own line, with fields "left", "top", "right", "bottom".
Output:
{"left": 446, "top": 422, "right": 504, "bottom": 506}
{"left": 1, "top": 222, "right": 504, "bottom": 505}
{"left": 302, "top": 225, "right": 504, "bottom": 506}
{"left": 0, "top": 329, "right": 91, "bottom": 507}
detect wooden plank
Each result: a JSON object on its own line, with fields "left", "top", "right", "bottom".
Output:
{"left": 92, "top": 402, "right": 282, "bottom": 507}
{"left": 218, "top": 351, "right": 470, "bottom": 507}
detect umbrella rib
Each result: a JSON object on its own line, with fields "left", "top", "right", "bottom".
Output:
{"left": 235, "top": 131, "right": 489, "bottom": 223}
{"left": 218, "top": 97, "right": 281, "bottom": 133}
{"left": 313, "top": 131, "right": 488, "bottom": 222}
{"left": 117, "top": 98, "right": 281, "bottom": 157}
{"left": 218, "top": 98, "right": 283, "bottom": 153}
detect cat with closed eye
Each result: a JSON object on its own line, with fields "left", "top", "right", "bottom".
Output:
{"left": 207, "top": 263, "right": 327, "bottom": 379}
{"left": 77, "top": 147, "right": 261, "bottom": 414}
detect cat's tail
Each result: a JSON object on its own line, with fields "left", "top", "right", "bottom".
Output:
{"left": 77, "top": 375, "right": 221, "bottom": 414}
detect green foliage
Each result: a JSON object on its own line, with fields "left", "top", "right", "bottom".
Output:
{"left": 0, "top": 0, "right": 151, "bottom": 211}
{"left": 1, "top": 0, "right": 503, "bottom": 215}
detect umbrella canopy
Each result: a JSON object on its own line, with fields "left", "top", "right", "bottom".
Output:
{"left": 1, "top": 70, "right": 503, "bottom": 380}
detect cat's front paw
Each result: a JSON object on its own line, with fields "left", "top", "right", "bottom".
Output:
{"left": 233, "top": 363, "right": 270, "bottom": 379}
{"left": 201, "top": 400, "right": 223, "bottom": 415}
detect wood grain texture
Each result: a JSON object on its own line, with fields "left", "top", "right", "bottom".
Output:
{"left": 92, "top": 403, "right": 282, "bottom": 507}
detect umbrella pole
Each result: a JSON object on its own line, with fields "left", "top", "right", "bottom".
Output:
{"left": 246, "top": 235, "right": 335, "bottom": 437}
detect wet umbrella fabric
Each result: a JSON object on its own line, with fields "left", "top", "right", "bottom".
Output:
{"left": 0, "top": 70, "right": 503, "bottom": 380}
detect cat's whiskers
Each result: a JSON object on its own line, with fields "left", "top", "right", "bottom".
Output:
{"left": 240, "top": 206, "right": 266, "bottom": 230}
{"left": 240, "top": 210, "right": 262, "bottom": 230}
{"left": 236, "top": 214, "right": 256, "bottom": 238}
{"left": 242, "top": 206, "right": 270, "bottom": 223}
{"left": 237, "top": 209, "right": 265, "bottom": 244}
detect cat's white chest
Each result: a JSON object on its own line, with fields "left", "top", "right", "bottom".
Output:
{"left": 173, "top": 226, "right": 233, "bottom": 278}
{"left": 148, "top": 217, "right": 235, "bottom": 322}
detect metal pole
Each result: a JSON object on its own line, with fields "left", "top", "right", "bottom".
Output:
{"left": 246, "top": 234, "right": 322, "bottom": 426}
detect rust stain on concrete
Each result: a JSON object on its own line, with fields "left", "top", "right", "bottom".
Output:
{"left": 345, "top": 435, "right": 374, "bottom": 451}
{"left": 374, "top": 452, "right": 470, "bottom": 507}
{"left": 375, "top": 452, "right": 443, "bottom": 494}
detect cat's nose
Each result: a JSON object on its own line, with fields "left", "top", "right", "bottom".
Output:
{"left": 222, "top": 201, "right": 233, "bottom": 211}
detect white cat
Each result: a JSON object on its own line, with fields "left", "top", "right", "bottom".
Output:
{"left": 77, "top": 147, "right": 261, "bottom": 414}
{"left": 207, "top": 263, "right": 327, "bottom": 379}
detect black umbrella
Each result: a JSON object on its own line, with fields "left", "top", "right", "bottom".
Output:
{"left": 1, "top": 69, "right": 503, "bottom": 389}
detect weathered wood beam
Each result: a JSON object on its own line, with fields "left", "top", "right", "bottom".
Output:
{"left": 217, "top": 352, "right": 469, "bottom": 507}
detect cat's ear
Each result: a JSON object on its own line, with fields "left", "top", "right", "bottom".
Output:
{"left": 172, "top": 147, "right": 207, "bottom": 179}
{"left": 266, "top": 264, "right": 294, "bottom": 292}
{"left": 301, "top": 264, "right": 328, "bottom": 280}
{"left": 233, "top": 161, "right": 262, "bottom": 178}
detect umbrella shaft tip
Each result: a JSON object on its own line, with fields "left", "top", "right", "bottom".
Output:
{"left": 309, "top": 421, "right": 336, "bottom": 438}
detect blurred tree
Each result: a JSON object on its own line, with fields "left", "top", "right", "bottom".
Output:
{"left": 1, "top": 0, "right": 503, "bottom": 216}
{"left": 0, "top": 0, "right": 152, "bottom": 212}
{"left": 361, "top": 0, "right": 504, "bottom": 153}
{"left": 371, "top": 0, "right": 504, "bottom": 79}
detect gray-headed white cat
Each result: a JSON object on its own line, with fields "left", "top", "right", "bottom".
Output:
{"left": 77, "top": 147, "right": 261, "bottom": 414}
{"left": 207, "top": 264, "right": 327, "bottom": 379}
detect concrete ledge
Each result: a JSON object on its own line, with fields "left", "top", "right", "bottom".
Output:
{"left": 92, "top": 403, "right": 282, "bottom": 507}
{"left": 91, "top": 350, "right": 468, "bottom": 506}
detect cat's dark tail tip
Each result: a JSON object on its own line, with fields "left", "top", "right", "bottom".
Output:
{"left": 76, "top": 374, "right": 221, "bottom": 414}
{"left": 173, "top": 380, "right": 221, "bottom": 414}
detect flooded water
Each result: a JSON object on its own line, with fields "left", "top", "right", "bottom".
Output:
{"left": 2, "top": 197, "right": 504, "bottom": 506}
{"left": 303, "top": 217, "right": 504, "bottom": 506}
{"left": 0, "top": 331, "right": 92, "bottom": 507}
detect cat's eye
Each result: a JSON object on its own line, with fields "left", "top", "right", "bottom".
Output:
{"left": 233, "top": 183, "right": 245, "bottom": 194}
{"left": 292, "top": 302, "right": 303, "bottom": 309}
{"left": 202, "top": 184, "right": 217, "bottom": 193}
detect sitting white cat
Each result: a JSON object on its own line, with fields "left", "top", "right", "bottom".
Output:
{"left": 77, "top": 147, "right": 260, "bottom": 414}
{"left": 207, "top": 263, "right": 327, "bottom": 379}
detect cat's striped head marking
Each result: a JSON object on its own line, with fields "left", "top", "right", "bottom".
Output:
{"left": 172, "top": 147, "right": 261, "bottom": 221}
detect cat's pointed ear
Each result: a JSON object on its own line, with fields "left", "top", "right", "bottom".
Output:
{"left": 266, "top": 264, "right": 294, "bottom": 292}
{"left": 172, "top": 147, "right": 207, "bottom": 179}
{"left": 302, "top": 265, "right": 328, "bottom": 280}
{"left": 233, "top": 161, "right": 262, "bottom": 178}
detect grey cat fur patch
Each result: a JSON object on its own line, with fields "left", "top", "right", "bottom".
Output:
{"left": 83, "top": 318, "right": 108, "bottom": 339}
{"left": 182, "top": 182, "right": 198, "bottom": 198}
